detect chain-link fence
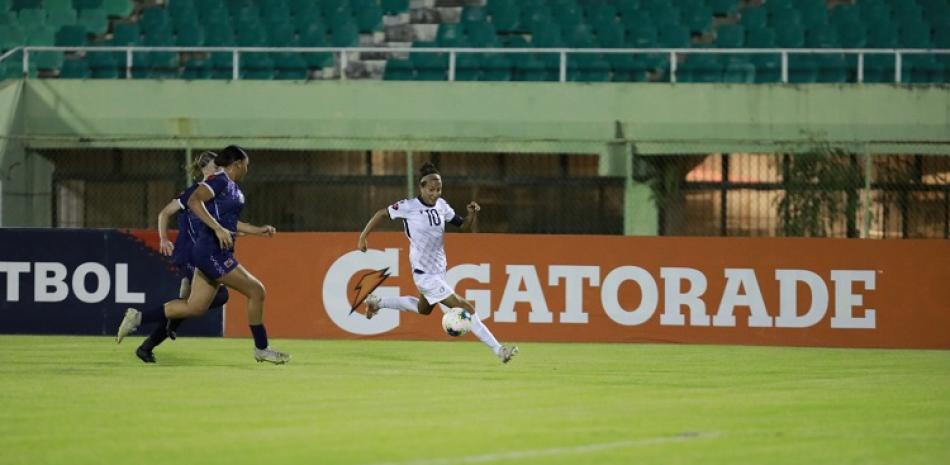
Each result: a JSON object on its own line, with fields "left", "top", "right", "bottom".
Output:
{"left": 36, "top": 145, "right": 949, "bottom": 238}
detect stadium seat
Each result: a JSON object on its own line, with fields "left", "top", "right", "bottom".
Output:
{"left": 102, "top": 0, "right": 132, "bottom": 18}
{"left": 72, "top": 0, "right": 103, "bottom": 10}
{"left": 11, "top": 0, "right": 41, "bottom": 11}
{"left": 78, "top": 8, "right": 109, "bottom": 35}
{"left": 567, "top": 53, "right": 611, "bottom": 82}
{"left": 383, "top": 58, "right": 413, "bottom": 80}
{"left": 182, "top": 57, "right": 212, "bottom": 79}
{"left": 751, "top": 53, "right": 781, "bottom": 83}
{"left": 411, "top": 48, "right": 448, "bottom": 81}
{"left": 381, "top": 0, "right": 409, "bottom": 15}
{"left": 241, "top": 53, "right": 274, "bottom": 80}
{"left": 47, "top": 7, "right": 77, "bottom": 29}
{"left": 355, "top": 6, "right": 382, "bottom": 33}
{"left": 16, "top": 8, "right": 45, "bottom": 29}
{"left": 513, "top": 54, "right": 553, "bottom": 82}
{"left": 33, "top": 50, "right": 64, "bottom": 70}
{"left": 25, "top": 24, "right": 56, "bottom": 46}
{"left": 453, "top": 53, "right": 480, "bottom": 81}
{"left": 55, "top": 24, "right": 87, "bottom": 46}
{"left": 87, "top": 49, "right": 120, "bottom": 78}
{"left": 805, "top": 25, "right": 838, "bottom": 48}
{"left": 746, "top": 26, "right": 776, "bottom": 48}
{"left": 788, "top": 55, "right": 818, "bottom": 83}
{"left": 330, "top": 22, "right": 359, "bottom": 47}
{"left": 715, "top": 24, "right": 745, "bottom": 48}
{"left": 176, "top": 27, "right": 205, "bottom": 46}
{"left": 274, "top": 52, "right": 308, "bottom": 80}
{"left": 815, "top": 53, "right": 847, "bottom": 83}
{"left": 57, "top": 57, "right": 89, "bottom": 79}
{"left": 595, "top": 23, "right": 625, "bottom": 48}
{"left": 111, "top": 22, "right": 139, "bottom": 45}
{"left": 708, "top": 0, "right": 739, "bottom": 17}
{"left": 679, "top": 54, "right": 722, "bottom": 83}
{"left": 479, "top": 53, "right": 512, "bottom": 81}
{"left": 739, "top": 7, "right": 767, "bottom": 29}
{"left": 722, "top": 58, "right": 756, "bottom": 83}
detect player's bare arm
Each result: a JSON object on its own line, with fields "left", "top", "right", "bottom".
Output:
{"left": 358, "top": 208, "right": 389, "bottom": 252}
{"left": 460, "top": 201, "right": 480, "bottom": 233}
{"left": 157, "top": 199, "right": 181, "bottom": 256}
{"left": 237, "top": 221, "right": 276, "bottom": 237}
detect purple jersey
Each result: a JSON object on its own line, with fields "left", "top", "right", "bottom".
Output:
{"left": 196, "top": 171, "right": 245, "bottom": 251}
{"left": 171, "top": 183, "right": 203, "bottom": 269}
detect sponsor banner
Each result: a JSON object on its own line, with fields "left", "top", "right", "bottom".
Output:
{"left": 225, "top": 233, "right": 950, "bottom": 349}
{"left": 0, "top": 229, "right": 222, "bottom": 336}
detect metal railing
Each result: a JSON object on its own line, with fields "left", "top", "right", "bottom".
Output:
{"left": 3, "top": 46, "right": 949, "bottom": 83}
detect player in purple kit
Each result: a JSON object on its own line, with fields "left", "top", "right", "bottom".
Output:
{"left": 132, "top": 151, "right": 230, "bottom": 363}
{"left": 116, "top": 145, "right": 290, "bottom": 364}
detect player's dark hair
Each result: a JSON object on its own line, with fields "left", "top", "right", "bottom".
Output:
{"left": 187, "top": 151, "right": 217, "bottom": 181}
{"left": 216, "top": 145, "right": 249, "bottom": 167}
{"left": 419, "top": 161, "right": 440, "bottom": 185}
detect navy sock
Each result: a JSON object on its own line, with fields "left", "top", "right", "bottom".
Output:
{"left": 249, "top": 324, "right": 268, "bottom": 350}
{"left": 140, "top": 304, "right": 167, "bottom": 325}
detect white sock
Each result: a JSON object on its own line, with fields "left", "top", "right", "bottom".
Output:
{"left": 469, "top": 313, "right": 502, "bottom": 355}
{"left": 379, "top": 296, "right": 420, "bottom": 314}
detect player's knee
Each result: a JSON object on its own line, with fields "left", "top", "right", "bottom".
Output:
{"left": 418, "top": 304, "right": 434, "bottom": 315}
{"left": 248, "top": 281, "right": 266, "bottom": 301}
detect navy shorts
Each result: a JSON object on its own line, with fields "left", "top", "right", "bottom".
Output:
{"left": 175, "top": 261, "right": 195, "bottom": 279}
{"left": 190, "top": 244, "right": 239, "bottom": 281}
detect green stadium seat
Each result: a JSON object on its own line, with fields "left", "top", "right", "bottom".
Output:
{"left": 657, "top": 24, "right": 690, "bottom": 48}
{"left": 461, "top": 6, "right": 486, "bottom": 24}
{"left": 836, "top": 22, "right": 867, "bottom": 48}
{"left": 197, "top": 1, "right": 228, "bottom": 21}
{"left": 355, "top": 6, "right": 382, "bottom": 33}
{"left": 173, "top": 13, "right": 201, "bottom": 35}
{"left": 383, "top": 58, "right": 413, "bottom": 81}
{"left": 267, "top": 21, "right": 296, "bottom": 46}
{"left": 147, "top": 51, "right": 179, "bottom": 78}
{"left": 293, "top": 7, "right": 324, "bottom": 34}
{"left": 16, "top": 8, "right": 45, "bottom": 28}
{"left": 774, "top": 22, "right": 804, "bottom": 47}
{"left": 175, "top": 27, "right": 205, "bottom": 46}
{"left": 739, "top": 7, "right": 766, "bottom": 29}
{"left": 679, "top": 54, "right": 721, "bottom": 83}
{"left": 682, "top": 8, "right": 712, "bottom": 34}
{"left": 72, "top": 0, "right": 103, "bottom": 10}
{"left": 25, "top": 24, "right": 56, "bottom": 45}
{"left": 47, "top": 7, "right": 77, "bottom": 29}
{"left": 59, "top": 57, "right": 90, "bottom": 78}
{"left": 330, "top": 23, "right": 359, "bottom": 47}
{"left": 900, "top": 27, "right": 932, "bottom": 49}
{"left": 563, "top": 25, "right": 596, "bottom": 48}
{"left": 522, "top": 9, "right": 553, "bottom": 34}
{"left": 489, "top": 4, "right": 519, "bottom": 33}
{"left": 455, "top": 53, "right": 480, "bottom": 81}
{"left": 805, "top": 25, "right": 838, "bottom": 48}
{"left": 625, "top": 25, "right": 658, "bottom": 47}
{"left": 722, "top": 59, "right": 755, "bottom": 83}
{"left": 141, "top": 7, "right": 170, "bottom": 33}
{"left": 0, "top": 0, "right": 9, "bottom": 10}
{"left": 167, "top": 0, "right": 195, "bottom": 20}
{"left": 902, "top": 54, "right": 943, "bottom": 83}
{"left": 500, "top": 34, "right": 528, "bottom": 48}
{"left": 745, "top": 26, "right": 776, "bottom": 47}
{"left": 259, "top": 0, "right": 290, "bottom": 20}
{"left": 479, "top": 53, "right": 512, "bottom": 81}
{"left": 237, "top": 25, "right": 267, "bottom": 46}
{"left": 751, "top": 53, "right": 780, "bottom": 83}
{"left": 381, "top": 0, "right": 409, "bottom": 15}
{"left": 595, "top": 23, "right": 625, "bottom": 48}
{"left": 465, "top": 21, "right": 498, "bottom": 47}
{"left": 709, "top": 0, "right": 739, "bottom": 17}
{"left": 553, "top": 8, "right": 584, "bottom": 30}
{"left": 866, "top": 24, "right": 898, "bottom": 48}
{"left": 204, "top": 22, "right": 235, "bottom": 46}
{"left": 0, "top": 11, "right": 15, "bottom": 25}
{"left": 410, "top": 47, "right": 448, "bottom": 81}
{"left": 863, "top": 54, "right": 896, "bottom": 83}
{"left": 0, "top": 25, "right": 25, "bottom": 51}
{"left": 567, "top": 53, "right": 610, "bottom": 82}
{"left": 87, "top": 49, "right": 120, "bottom": 78}
{"left": 605, "top": 54, "right": 641, "bottom": 82}
{"left": 788, "top": 55, "right": 818, "bottom": 83}
{"left": 55, "top": 24, "right": 87, "bottom": 46}
{"left": 111, "top": 22, "right": 139, "bottom": 45}
{"left": 934, "top": 27, "right": 950, "bottom": 48}
{"left": 78, "top": 8, "right": 108, "bottom": 35}
{"left": 182, "top": 57, "right": 212, "bottom": 79}
{"left": 715, "top": 24, "right": 744, "bottom": 48}
{"left": 531, "top": 21, "right": 563, "bottom": 47}
{"left": 11, "top": 0, "right": 41, "bottom": 11}
{"left": 436, "top": 23, "right": 464, "bottom": 47}
{"left": 143, "top": 27, "right": 174, "bottom": 46}
{"left": 274, "top": 52, "right": 308, "bottom": 80}
{"left": 240, "top": 53, "right": 274, "bottom": 80}
{"left": 798, "top": 0, "right": 830, "bottom": 26}
{"left": 33, "top": 50, "right": 64, "bottom": 70}
{"left": 815, "top": 53, "right": 847, "bottom": 83}
{"left": 513, "top": 54, "right": 552, "bottom": 82}
{"left": 102, "top": 0, "right": 132, "bottom": 18}
{"left": 286, "top": 0, "right": 312, "bottom": 15}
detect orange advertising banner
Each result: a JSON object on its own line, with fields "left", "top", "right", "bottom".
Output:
{"left": 224, "top": 233, "right": 950, "bottom": 349}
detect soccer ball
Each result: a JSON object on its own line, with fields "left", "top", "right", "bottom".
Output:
{"left": 441, "top": 308, "right": 472, "bottom": 337}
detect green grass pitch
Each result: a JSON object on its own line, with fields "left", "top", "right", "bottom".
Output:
{"left": 0, "top": 335, "right": 948, "bottom": 465}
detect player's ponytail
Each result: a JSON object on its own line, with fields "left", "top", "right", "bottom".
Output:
{"left": 188, "top": 151, "right": 217, "bottom": 180}
{"left": 419, "top": 161, "right": 441, "bottom": 186}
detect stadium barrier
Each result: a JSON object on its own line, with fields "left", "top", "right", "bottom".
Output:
{"left": 223, "top": 232, "right": 949, "bottom": 349}
{"left": 3, "top": 46, "right": 950, "bottom": 83}
{"left": 0, "top": 229, "right": 222, "bottom": 336}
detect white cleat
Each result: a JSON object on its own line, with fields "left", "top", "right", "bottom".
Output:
{"left": 364, "top": 294, "right": 381, "bottom": 320}
{"left": 254, "top": 347, "right": 291, "bottom": 365}
{"left": 116, "top": 308, "right": 142, "bottom": 344}
{"left": 497, "top": 345, "right": 519, "bottom": 364}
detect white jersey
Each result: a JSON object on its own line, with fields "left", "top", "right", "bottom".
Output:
{"left": 387, "top": 197, "right": 459, "bottom": 275}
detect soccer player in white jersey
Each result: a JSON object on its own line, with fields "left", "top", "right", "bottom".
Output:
{"left": 357, "top": 162, "right": 518, "bottom": 364}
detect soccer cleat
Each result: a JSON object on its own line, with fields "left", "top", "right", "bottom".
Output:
{"left": 497, "top": 345, "right": 519, "bottom": 364}
{"left": 254, "top": 347, "right": 291, "bottom": 365}
{"left": 116, "top": 308, "right": 142, "bottom": 344}
{"left": 364, "top": 294, "right": 381, "bottom": 320}
{"left": 135, "top": 346, "right": 156, "bottom": 364}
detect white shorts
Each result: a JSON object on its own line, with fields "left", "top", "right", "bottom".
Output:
{"left": 413, "top": 271, "right": 455, "bottom": 305}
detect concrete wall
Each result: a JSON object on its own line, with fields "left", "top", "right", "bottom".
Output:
{"left": 2, "top": 79, "right": 949, "bottom": 229}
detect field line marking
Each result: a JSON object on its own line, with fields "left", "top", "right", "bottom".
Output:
{"left": 364, "top": 431, "right": 719, "bottom": 465}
